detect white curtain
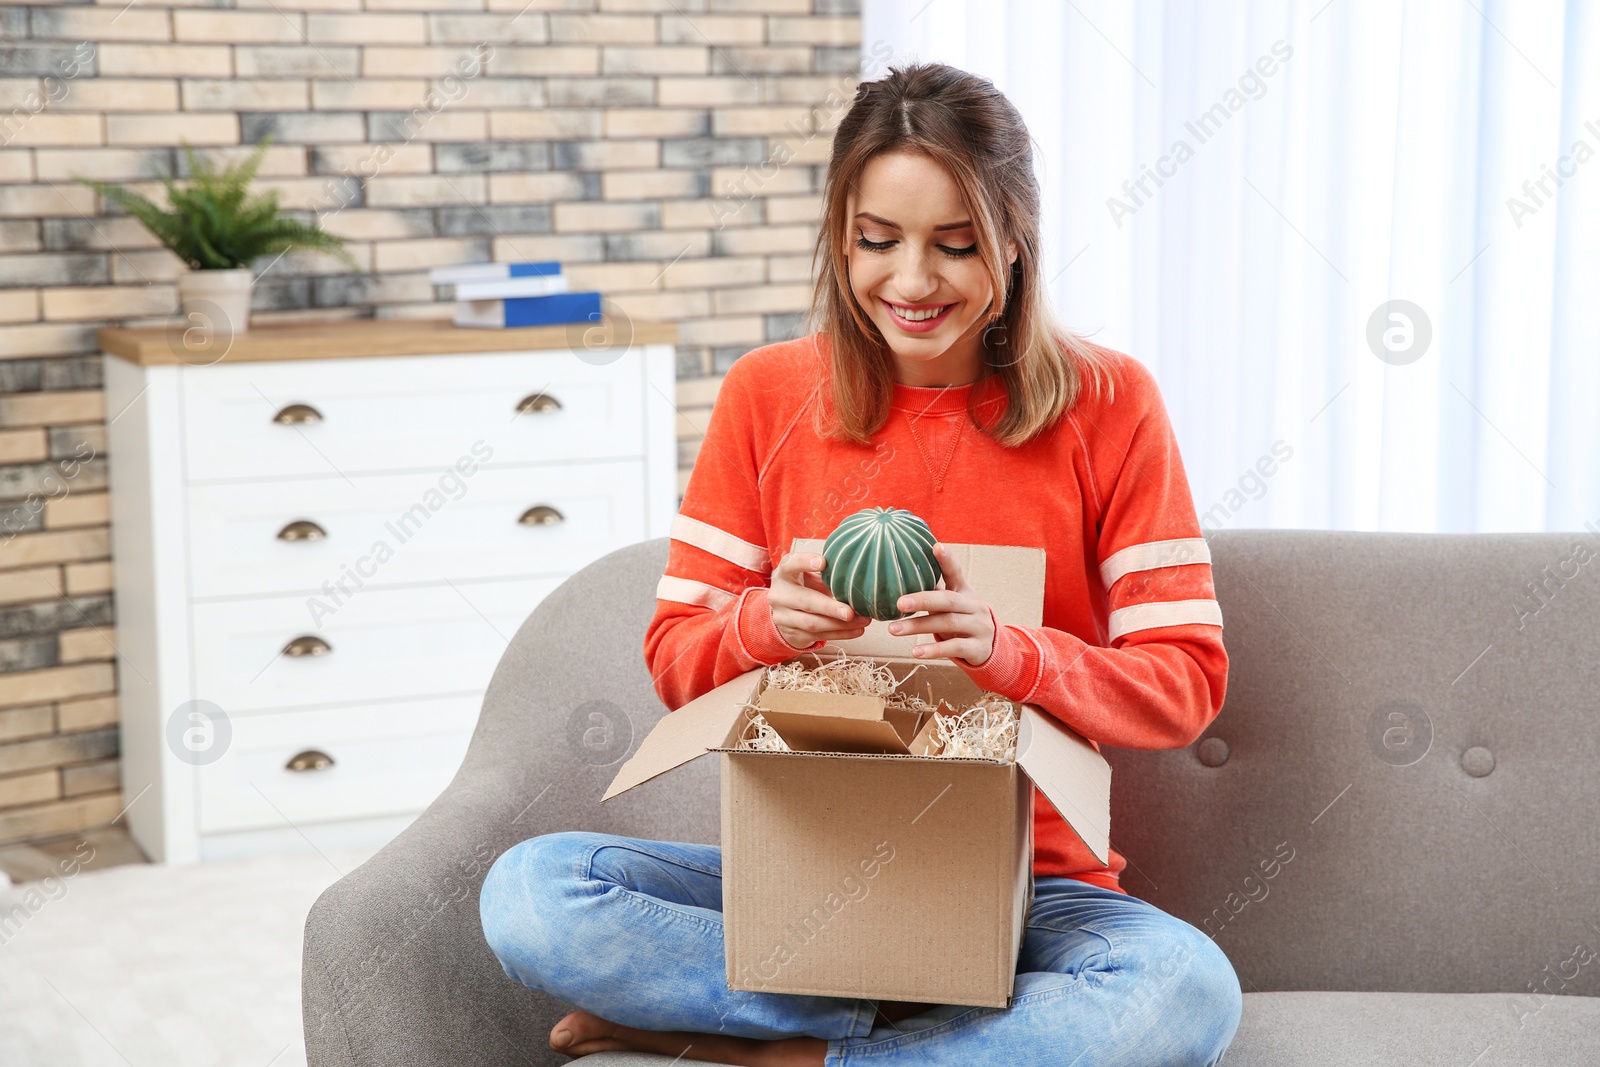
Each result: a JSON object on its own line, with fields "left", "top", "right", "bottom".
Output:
{"left": 862, "top": 0, "right": 1598, "bottom": 533}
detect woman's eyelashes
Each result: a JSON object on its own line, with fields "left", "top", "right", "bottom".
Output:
{"left": 853, "top": 232, "right": 980, "bottom": 258}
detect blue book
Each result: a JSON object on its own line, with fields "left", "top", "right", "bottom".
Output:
{"left": 428, "top": 261, "right": 562, "bottom": 286}
{"left": 453, "top": 291, "right": 604, "bottom": 329}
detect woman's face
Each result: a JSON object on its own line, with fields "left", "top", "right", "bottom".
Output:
{"left": 844, "top": 149, "right": 1013, "bottom": 386}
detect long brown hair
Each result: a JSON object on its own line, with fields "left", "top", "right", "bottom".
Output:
{"left": 808, "top": 60, "right": 1115, "bottom": 447}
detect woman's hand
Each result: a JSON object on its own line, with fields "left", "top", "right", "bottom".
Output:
{"left": 886, "top": 543, "right": 996, "bottom": 666}
{"left": 769, "top": 551, "right": 872, "bottom": 650}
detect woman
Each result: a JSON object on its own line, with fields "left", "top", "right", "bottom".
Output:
{"left": 479, "top": 61, "right": 1243, "bottom": 1066}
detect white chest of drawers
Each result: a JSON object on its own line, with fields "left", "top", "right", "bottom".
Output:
{"left": 100, "top": 319, "right": 678, "bottom": 863}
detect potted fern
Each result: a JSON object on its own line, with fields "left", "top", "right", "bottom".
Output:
{"left": 76, "top": 137, "right": 358, "bottom": 335}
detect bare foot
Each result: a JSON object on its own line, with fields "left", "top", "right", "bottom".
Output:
{"left": 549, "top": 1009, "right": 827, "bottom": 1066}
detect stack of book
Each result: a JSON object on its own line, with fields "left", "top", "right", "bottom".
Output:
{"left": 428, "top": 261, "right": 604, "bottom": 329}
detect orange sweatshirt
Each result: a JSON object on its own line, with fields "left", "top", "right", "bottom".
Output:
{"left": 643, "top": 334, "right": 1227, "bottom": 894}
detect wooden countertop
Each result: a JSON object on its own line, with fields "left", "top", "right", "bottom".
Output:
{"left": 98, "top": 316, "right": 677, "bottom": 366}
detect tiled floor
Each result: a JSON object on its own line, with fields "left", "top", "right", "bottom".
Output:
{"left": 0, "top": 831, "right": 378, "bottom": 1067}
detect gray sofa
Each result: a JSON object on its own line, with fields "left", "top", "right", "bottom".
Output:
{"left": 302, "top": 530, "right": 1600, "bottom": 1065}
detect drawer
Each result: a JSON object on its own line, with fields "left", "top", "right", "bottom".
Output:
{"left": 190, "top": 576, "right": 563, "bottom": 713}
{"left": 197, "top": 694, "right": 479, "bottom": 833}
{"left": 179, "top": 347, "right": 648, "bottom": 481}
{"left": 186, "top": 459, "right": 646, "bottom": 598}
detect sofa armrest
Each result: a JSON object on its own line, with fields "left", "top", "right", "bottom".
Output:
{"left": 302, "top": 540, "right": 719, "bottom": 1066}
{"left": 302, "top": 758, "right": 582, "bottom": 1067}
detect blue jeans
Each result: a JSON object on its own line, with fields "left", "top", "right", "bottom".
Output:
{"left": 479, "top": 831, "right": 1243, "bottom": 1066}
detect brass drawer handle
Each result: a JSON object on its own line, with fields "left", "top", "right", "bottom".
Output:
{"left": 273, "top": 403, "right": 323, "bottom": 424}
{"left": 277, "top": 519, "right": 326, "bottom": 542}
{"left": 515, "top": 391, "right": 562, "bottom": 415}
{"left": 283, "top": 635, "right": 332, "bottom": 657}
{"left": 286, "top": 749, "right": 335, "bottom": 772}
{"left": 518, "top": 504, "right": 564, "bottom": 526}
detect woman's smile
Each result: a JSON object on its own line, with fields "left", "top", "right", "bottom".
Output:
{"left": 882, "top": 298, "right": 958, "bottom": 332}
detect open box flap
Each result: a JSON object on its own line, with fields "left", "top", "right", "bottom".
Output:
{"left": 881, "top": 704, "right": 923, "bottom": 745}
{"left": 601, "top": 666, "right": 764, "bottom": 801}
{"left": 791, "top": 539, "right": 1045, "bottom": 660}
{"left": 756, "top": 688, "right": 885, "bottom": 720}
{"left": 1015, "top": 707, "right": 1111, "bottom": 865}
{"left": 907, "top": 713, "right": 943, "bottom": 756}
{"left": 755, "top": 688, "right": 909, "bottom": 753}
{"left": 756, "top": 710, "right": 909, "bottom": 753}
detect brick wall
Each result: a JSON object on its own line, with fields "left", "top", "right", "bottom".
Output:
{"left": 0, "top": 0, "right": 863, "bottom": 851}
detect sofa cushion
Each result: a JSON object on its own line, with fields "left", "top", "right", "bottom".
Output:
{"left": 1106, "top": 530, "right": 1600, "bottom": 997}
{"left": 1224, "top": 990, "right": 1600, "bottom": 1065}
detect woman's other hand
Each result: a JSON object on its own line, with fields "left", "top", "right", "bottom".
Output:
{"left": 769, "top": 551, "right": 871, "bottom": 650}
{"left": 886, "top": 543, "right": 997, "bottom": 666}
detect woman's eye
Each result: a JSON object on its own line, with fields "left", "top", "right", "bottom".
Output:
{"left": 851, "top": 233, "right": 978, "bottom": 257}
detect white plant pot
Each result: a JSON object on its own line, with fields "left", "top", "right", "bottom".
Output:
{"left": 178, "top": 267, "right": 254, "bottom": 336}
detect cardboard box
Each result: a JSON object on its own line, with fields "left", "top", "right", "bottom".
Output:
{"left": 603, "top": 540, "right": 1112, "bottom": 1008}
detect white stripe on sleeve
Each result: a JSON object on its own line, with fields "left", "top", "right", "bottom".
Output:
{"left": 1108, "top": 598, "right": 1223, "bottom": 640}
{"left": 671, "top": 513, "right": 771, "bottom": 574}
{"left": 656, "top": 574, "right": 736, "bottom": 611}
{"left": 1099, "top": 537, "right": 1211, "bottom": 589}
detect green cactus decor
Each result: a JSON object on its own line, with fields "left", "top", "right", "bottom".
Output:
{"left": 821, "top": 506, "right": 943, "bottom": 622}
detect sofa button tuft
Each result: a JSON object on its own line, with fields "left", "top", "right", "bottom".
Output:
{"left": 1462, "top": 746, "right": 1495, "bottom": 777}
{"left": 1197, "top": 736, "right": 1230, "bottom": 767}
